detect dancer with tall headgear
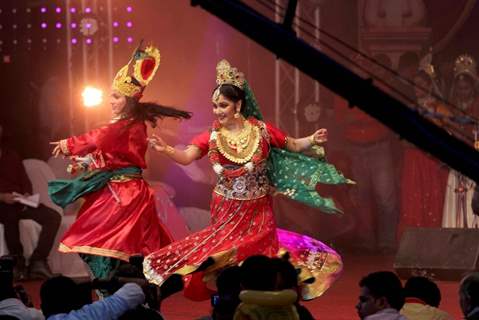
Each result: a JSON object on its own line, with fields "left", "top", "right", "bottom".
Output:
{"left": 145, "top": 59, "right": 353, "bottom": 300}
{"left": 49, "top": 44, "right": 192, "bottom": 279}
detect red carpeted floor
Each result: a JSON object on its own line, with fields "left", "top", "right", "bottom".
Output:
{"left": 22, "top": 254, "right": 463, "bottom": 320}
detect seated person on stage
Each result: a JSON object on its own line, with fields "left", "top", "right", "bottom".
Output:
{"left": 0, "top": 124, "right": 61, "bottom": 280}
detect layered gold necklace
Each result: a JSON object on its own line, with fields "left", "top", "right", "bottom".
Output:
{"left": 217, "top": 120, "right": 261, "bottom": 164}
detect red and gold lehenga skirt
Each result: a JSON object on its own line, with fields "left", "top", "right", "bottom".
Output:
{"left": 144, "top": 185, "right": 342, "bottom": 300}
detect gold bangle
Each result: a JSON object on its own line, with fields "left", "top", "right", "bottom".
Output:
{"left": 164, "top": 145, "right": 175, "bottom": 155}
{"left": 309, "top": 134, "right": 316, "bottom": 146}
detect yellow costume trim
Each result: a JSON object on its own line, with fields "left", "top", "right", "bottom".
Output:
{"left": 112, "top": 45, "right": 161, "bottom": 98}
{"left": 59, "top": 243, "right": 131, "bottom": 261}
{"left": 216, "top": 59, "right": 245, "bottom": 89}
{"left": 217, "top": 121, "right": 261, "bottom": 164}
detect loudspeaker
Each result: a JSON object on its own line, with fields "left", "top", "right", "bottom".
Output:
{"left": 394, "top": 228, "right": 479, "bottom": 280}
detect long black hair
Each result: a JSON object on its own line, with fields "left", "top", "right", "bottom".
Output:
{"left": 124, "top": 97, "right": 192, "bottom": 127}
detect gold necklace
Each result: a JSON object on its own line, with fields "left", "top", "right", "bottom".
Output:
{"left": 217, "top": 120, "right": 261, "bottom": 164}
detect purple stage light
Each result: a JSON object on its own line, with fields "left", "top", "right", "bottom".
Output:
{"left": 70, "top": 7, "right": 76, "bottom": 13}
{"left": 56, "top": 7, "right": 61, "bottom": 13}
{"left": 40, "top": 7, "right": 46, "bottom": 13}
{"left": 126, "top": 6, "right": 133, "bottom": 13}
{"left": 12, "top": 24, "right": 17, "bottom": 29}
{"left": 85, "top": 7, "right": 91, "bottom": 13}
{"left": 86, "top": 38, "right": 92, "bottom": 44}
{"left": 85, "top": 23, "right": 91, "bottom": 29}
{"left": 56, "top": 22, "right": 62, "bottom": 29}
{"left": 71, "top": 22, "right": 77, "bottom": 28}
{"left": 71, "top": 38, "right": 78, "bottom": 44}
{"left": 41, "top": 22, "right": 47, "bottom": 29}
{"left": 27, "top": 24, "right": 31, "bottom": 28}
{"left": 113, "top": 36, "right": 119, "bottom": 43}
{"left": 127, "top": 37, "right": 133, "bottom": 43}
{"left": 113, "top": 21, "right": 119, "bottom": 27}
{"left": 126, "top": 21, "right": 132, "bottom": 28}
{"left": 12, "top": 8, "right": 17, "bottom": 14}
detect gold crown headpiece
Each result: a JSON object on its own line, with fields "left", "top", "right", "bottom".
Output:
{"left": 216, "top": 59, "right": 246, "bottom": 89}
{"left": 418, "top": 51, "right": 436, "bottom": 79}
{"left": 112, "top": 43, "right": 161, "bottom": 99}
{"left": 453, "top": 54, "right": 477, "bottom": 81}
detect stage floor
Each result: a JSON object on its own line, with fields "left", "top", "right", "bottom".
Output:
{"left": 22, "top": 254, "right": 463, "bottom": 320}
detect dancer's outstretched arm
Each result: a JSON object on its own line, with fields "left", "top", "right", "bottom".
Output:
{"left": 148, "top": 134, "right": 200, "bottom": 165}
{"left": 286, "top": 128, "right": 328, "bottom": 153}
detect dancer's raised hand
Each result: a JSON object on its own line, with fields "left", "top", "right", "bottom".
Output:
{"left": 148, "top": 134, "right": 168, "bottom": 153}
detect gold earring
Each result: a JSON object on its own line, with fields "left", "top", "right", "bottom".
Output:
{"left": 234, "top": 112, "right": 240, "bottom": 119}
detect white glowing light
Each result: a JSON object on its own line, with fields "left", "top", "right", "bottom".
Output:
{"left": 82, "top": 86, "right": 103, "bottom": 107}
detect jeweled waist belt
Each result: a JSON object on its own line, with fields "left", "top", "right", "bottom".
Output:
{"left": 214, "top": 165, "right": 270, "bottom": 201}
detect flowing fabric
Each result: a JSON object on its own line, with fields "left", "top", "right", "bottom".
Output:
{"left": 144, "top": 120, "right": 343, "bottom": 300}
{"left": 52, "top": 119, "right": 173, "bottom": 263}
{"left": 48, "top": 167, "right": 141, "bottom": 208}
{"left": 243, "top": 82, "right": 353, "bottom": 213}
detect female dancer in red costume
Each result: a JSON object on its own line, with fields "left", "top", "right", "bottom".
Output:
{"left": 145, "top": 60, "right": 352, "bottom": 300}
{"left": 49, "top": 45, "right": 191, "bottom": 279}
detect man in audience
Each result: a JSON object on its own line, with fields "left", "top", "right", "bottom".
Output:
{"left": 400, "top": 276, "right": 451, "bottom": 320}
{"left": 40, "top": 276, "right": 145, "bottom": 320}
{"left": 0, "top": 256, "right": 44, "bottom": 320}
{"left": 356, "top": 271, "right": 407, "bottom": 320}
{"left": 0, "top": 124, "right": 61, "bottom": 280}
{"left": 459, "top": 272, "right": 479, "bottom": 320}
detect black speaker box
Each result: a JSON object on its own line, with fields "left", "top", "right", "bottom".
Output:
{"left": 394, "top": 228, "right": 479, "bottom": 280}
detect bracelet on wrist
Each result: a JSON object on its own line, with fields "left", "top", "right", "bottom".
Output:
{"left": 163, "top": 145, "right": 175, "bottom": 155}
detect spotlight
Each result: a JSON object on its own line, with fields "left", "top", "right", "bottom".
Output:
{"left": 41, "top": 22, "right": 47, "bottom": 29}
{"left": 42, "top": 38, "right": 47, "bottom": 43}
{"left": 56, "top": 22, "right": 62, "bottom": 29}
{"left": 85, "top": 38, "right": 92, "bottom": 45}
{"left": 12, "top": 24, "right": 17, "bottom": 29}
{"left": 113, "top": 36, "right": 119, "bottom": 43}
{"left": 127, "top": 37, "right": 133, "bottom": 43}
{"left": 85, "top": 7, "right": 91, "bottom": 13}
{"left": 56, "top": 7, "right": 61, "bottom": 13}
{"left": 40, "top": 7, "right": 47, "bottom": 13}
{"left": 82, "top": 87, "right": 103, "bottom": 107}
{"left": 113, "top": 21, "right": 119, "bottom": 27}
{"left": 12, "top": 8, "right": 17, "bottom": 14}
{"left": 70, "top": 7, "right": 76, "bottom": 13}
{"left": 126, "top": 6, "right": 133, "bottom": 13}
{"left": 71, "top": 38, "right": 78, "bottom": 44}
{"left": 26, "top": 8, "right": 31, "bottom": 13}
{"left": 71, "top": 22, "right": 77, "bottom": 28}
{"left": 126, "top": 21, "right": 132, "bottom": 28}
{"left": 27, "top": 24, "right": 31, "bottom": 29}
